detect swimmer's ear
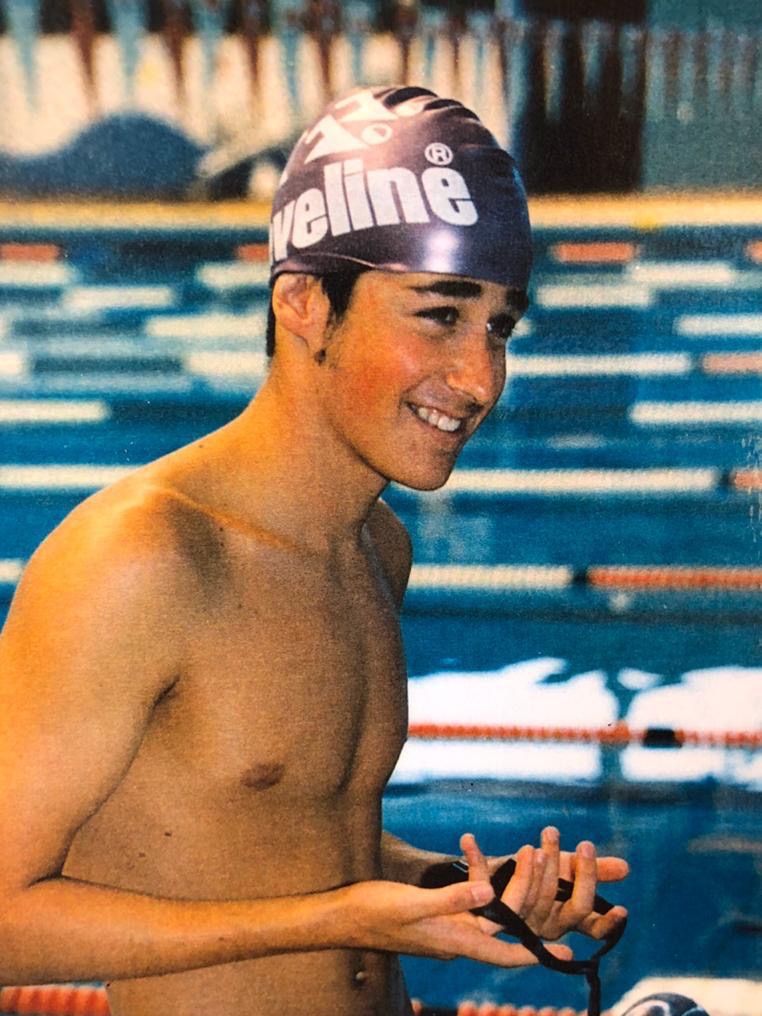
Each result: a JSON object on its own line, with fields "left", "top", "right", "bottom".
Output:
{"left": 271, "top": 273, "right": 331, "bottom": 353}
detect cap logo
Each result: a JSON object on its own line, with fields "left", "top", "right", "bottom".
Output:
{"left": 425, "top": 142, "right": 453, "bottom": 166}
{"left": 270, "top": 158, "right": 478, "bottom": 264}
{"left": 301, "top": 90, "right": 427, "bottom": 165}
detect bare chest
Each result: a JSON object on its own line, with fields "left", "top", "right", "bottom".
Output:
{"left": 150, "top": 544, "right": 409, "bottom": 802}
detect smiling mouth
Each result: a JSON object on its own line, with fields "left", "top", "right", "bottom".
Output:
{"left": 409, "top": 403, "right": 464, "bottom": 434}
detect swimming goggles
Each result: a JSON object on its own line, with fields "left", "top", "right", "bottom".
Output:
{"left": 421, "top": 857, "right": 627, "bottom": 1016}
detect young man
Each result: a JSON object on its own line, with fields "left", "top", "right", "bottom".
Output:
{"left": 0, "top": 87, "right": 627, "bottom": 1016}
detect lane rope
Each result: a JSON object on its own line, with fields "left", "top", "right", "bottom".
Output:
{"left": 0, "top": 985, "right": 596, "bottom": 1016}
{"left": 408, "top": 722, "right": 761, "bottom": 750}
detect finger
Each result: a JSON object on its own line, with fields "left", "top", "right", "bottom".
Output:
{"left": 534, "top": 826, "right": 561, "bottom": 919}
{"left": 460, "top": 832, "right": 491, "bottom": 884}
{"left": 520, "top": 848, "right": 546, "bottom": 918}
{"left": 413, "top": 878, "right": 495, "bottom": 920}
{"left": 595, "top": 856, "right": 630, "bottom": 882}
{"left": 564, "top": 840, "right": 597, "bottom": 925}
{"left": 442, "top": 925, "right": 574, "bottom": 969}
{"left": 501, "top": 844, "right": 536, "bottom": 913}
{"left": 575, "top": 903, "right": 629, "bottom": 940}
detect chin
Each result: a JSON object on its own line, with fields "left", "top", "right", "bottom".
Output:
{"left": 388, "top": 462, "right": 456, "bottom": 492}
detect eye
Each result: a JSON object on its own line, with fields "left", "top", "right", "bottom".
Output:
{"left": 414, "top": 306, "right": 459, "bottom": 328}
{"left": 486, "top": 313, "right": 517, "bottom": 345}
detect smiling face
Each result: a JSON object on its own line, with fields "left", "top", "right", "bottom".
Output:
{"left": 313, "top": 269, "right": 526, "bottom": 491}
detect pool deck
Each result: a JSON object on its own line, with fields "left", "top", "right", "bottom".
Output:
{"left": 0, "top": 192, "right": 761, "bottom": 232}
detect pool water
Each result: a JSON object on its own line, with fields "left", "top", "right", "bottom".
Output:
{"left": 385, "top": 780, "right": 760, "bottom": 1010}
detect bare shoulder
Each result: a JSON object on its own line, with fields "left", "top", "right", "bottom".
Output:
{"left": 15, "top": 477, "right": 199, "bottom": 603}
{"left": 0, "top": 476, "right": 216, "bottom": 890}
{"left": 1, "top": 476, "right": 206, "bottom": 693}
{"left": 366, "top": 499, "right": 413, "bottom": 608}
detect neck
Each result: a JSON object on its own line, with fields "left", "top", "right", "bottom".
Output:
{"left": 190, "top": 366, "right": 388, "bottom": 554}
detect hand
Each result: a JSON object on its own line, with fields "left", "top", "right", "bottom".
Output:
{"left": 336, "top": 876, "right": 573, "bottom": 967}
{"left": 462, "top": 827, "right": 628, "bottom": 943}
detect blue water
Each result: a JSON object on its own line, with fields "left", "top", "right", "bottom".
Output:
{"left": 385, "top": 782, "right": 760, "bottom": 1009}
{"left": 0, "top": 217, "right": 760, "bottom": 1008}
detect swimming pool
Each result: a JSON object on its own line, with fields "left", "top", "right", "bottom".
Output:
{"left": 0, "top": 199, "right": 759, "bottom": 1010}
{"left": 386, "top": 779, "right": 760, "bottom": 1010}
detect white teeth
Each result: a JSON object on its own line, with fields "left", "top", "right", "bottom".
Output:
{"left": 413, "top": 405, "right": 462, "bottom": 433}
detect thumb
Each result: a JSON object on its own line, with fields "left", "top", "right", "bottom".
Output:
{"left": 413, "top": 879, "right": 494, "bottom": 919}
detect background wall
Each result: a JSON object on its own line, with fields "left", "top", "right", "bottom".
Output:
{"left": 0, "top": 0, "right": 759, "bottom": 197}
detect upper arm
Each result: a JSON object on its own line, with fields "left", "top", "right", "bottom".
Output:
{"left": 367, "top": 501, "right": 413, "bottom": 610}
{"left": 0, "top": 504, "right": 188, "bottom": 891}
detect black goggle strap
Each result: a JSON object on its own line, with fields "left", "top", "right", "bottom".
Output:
{"left": 421, "top": 858, "right": 627, "bottom": 1016}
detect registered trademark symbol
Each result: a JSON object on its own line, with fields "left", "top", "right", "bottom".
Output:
{"left": 424, "top": 142, "right": 453, "bottom": 165}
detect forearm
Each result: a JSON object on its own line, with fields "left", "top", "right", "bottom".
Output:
{"left": 381, "top": 832, "right": 458, "bottom": 886}
{"left": 0, "top": 876, "right": 350, "bottom": 985}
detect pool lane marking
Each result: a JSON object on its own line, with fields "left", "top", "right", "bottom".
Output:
{"left": 6, "top": 348, "right": 760, "bottom": 378}
{"left": 631, "top": 401, "right": 762, "bottom": 424}
{"left": 702, "top": 352, "right": 762, "bottom": 373}
{"left": 0, "top": 465, "right": 133, "bottom": 489}
{"left": 439, "top": 468, "right": 719, "bottom": 495}
{"left": 8, "top": 348, "right": 761, "bottom": 378}
{"left": 3, "top": 557, "right": 759, "bottom": 593}
{"left": 236, "top": 243, "right": 269, "bottom": 262}
{"left": 0, "top": 262, "right": 75, "bottom": 287}
{"left": 62, "top": 286, "right": 176, "bottom": 312}
{"left": 0, "top": 400, "right": 110, "bottom": 423}
{"left": 408, "top": 565, "right": 574, "bottom": 590}
{"left": 676, "top": 314, "right": 762, "bottom": 337}
{"left": 624, "top": 260, "right": 738, "bottom": 287}
{"left": 0, "top": 243, "right": 62, "bottom": 262}
{"left": 536, "top": 282, "right": 653, "bottom": 309}
{"left": 0, "top": 466, "right": 749, "bottom": 496}
{"left": 407, "top": 722, "right": 762, "bottom": 749}
{"left": 550, "top": 241, "right": 639, "bottom": 264}
{"left": 409, "top": 563, "right": 762, "bottom": 592}
{"left": 144, "top": 310, "right": 267, "bottom": 340}
{"left": 184, "top": 351, "right": 266, "bottom": 377}
{"left": 588, "top": 565, "right": 762, "bottom": 590}
{"left": 0, "top": 353, "right": 26, "bottom": 378}
{"left": 0, "top": 559, "right": 23, "bottom": 584}
{"left": 196, "top": 262, "right": 270, "bottom": 290}
{"left": 504, "top": 352, "right": 692, "bottom": 376}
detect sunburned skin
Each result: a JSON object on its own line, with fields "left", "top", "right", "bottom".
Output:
{"left": 0, "top": 268, "right": 626, "bottom": 1016}
{"left": 61, "top": 473, "right": 413, "bottom": 1016}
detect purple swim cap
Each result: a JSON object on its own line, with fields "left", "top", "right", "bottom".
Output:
{"left": 269, "top": 85, "right": 532, "bottom": 290}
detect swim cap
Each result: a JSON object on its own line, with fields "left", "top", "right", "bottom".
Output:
{"left": 269, "top": 85, "right": 532, "bottom": 290}
{"left": 621, "top": 994, "right": 710, "bottom": 1016}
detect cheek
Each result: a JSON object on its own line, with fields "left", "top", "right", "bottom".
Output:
{"left": 336, "top": 342, "right": 422, "bottom": 410}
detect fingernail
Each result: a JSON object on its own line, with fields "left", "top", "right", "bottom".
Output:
{"left": 543, "top": 826, "right": 559, "bottom": 844}
{"left": 470, "top": 881, "right": 494, "bottom": 906}
{"left": 534, "top": 851, "right": 546, "bottom": 869}
{"left": 579, "top": 841, "right": 595, "bottom": 858}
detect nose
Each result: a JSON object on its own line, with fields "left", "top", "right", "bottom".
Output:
{"left": 444, "top": 332, "right": 504, "bottom": 408}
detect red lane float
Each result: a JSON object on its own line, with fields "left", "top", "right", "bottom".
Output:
{"left": 587, "top": 565, "right": 762, "bottom": 590}
{"left": 732, "top": 470, "right": 762, "bottom": 491}
{"left": 408, "top": 722, "right": 762, "bottom": 750}
{"left": 235, "top": 243, "right": 269, "bottom": 262}
{"left": 702, "top": 353, "right": 762, "bottom": 374}
{"left": 0, "top": 987, "right": 593, "bottom": 1016}
{"left": 414, "top": 1003, "right": 589, "bottom": 1016}
{"left": 0, "top": 243, "right": 61, "bottom": 262}
{"left": 0, "top": 985, "right": 109, "bottom": 1016}
{"left": 550, "top": 241, "right": 638, "bottom": 264}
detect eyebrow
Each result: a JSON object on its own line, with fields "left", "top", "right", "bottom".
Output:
{"left": 410, "top": 279, "right": 529, "bottom": 317}
{"left": 411, "top": 280, "right": 483, "bottom": 300}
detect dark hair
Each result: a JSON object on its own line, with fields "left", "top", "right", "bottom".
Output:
{"left": 266, "top": 268, "right": 370, "bottom": 358}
